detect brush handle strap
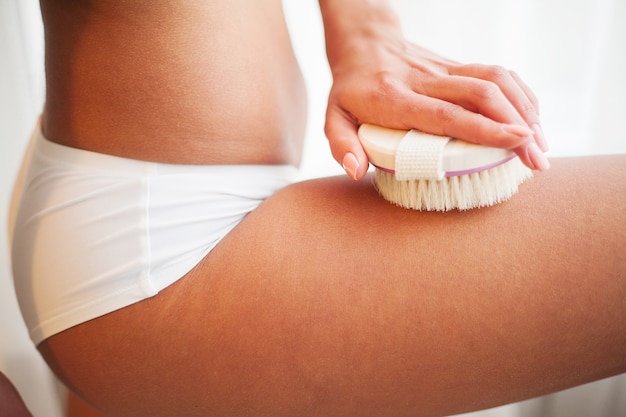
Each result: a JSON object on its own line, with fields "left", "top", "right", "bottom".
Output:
{"left": 395, "top": 130, "right": 450, "bottom": 181}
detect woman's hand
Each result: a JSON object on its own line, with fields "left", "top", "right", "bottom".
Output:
{"left": 319, "top": 1, "right": 549, "bottom": 180}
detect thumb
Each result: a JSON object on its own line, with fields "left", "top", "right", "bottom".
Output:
{"left": 324, "top": 107, "right": 369, "bottom": 180}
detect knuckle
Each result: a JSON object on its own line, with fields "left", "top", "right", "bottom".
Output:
{"left": 323, "top": 120, "right": 333, "bottom": 139}
{"left": 471, "top": 80, "right": 502, "bottom": 101}
{"left": 375, "top": 71, "right": 403, "bottom": 98}
{"left": 483, "top": 64, "right": 509, "bottom": 82}
{"left": 435, "top": 103, "right": 464, "bottom": 125}
{"left": 508, "top": 69, "right": 521, "bottom": 80}
{"left": 518, "top": 100, "right": 539, "bottom": 118}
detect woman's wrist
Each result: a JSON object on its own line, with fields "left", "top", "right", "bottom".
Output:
{"left": 319, "top": 0, "right": 403, "bottom": 72}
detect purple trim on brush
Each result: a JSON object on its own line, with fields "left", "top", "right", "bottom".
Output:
{"left": 371, "top": 155, "right": 517, "bottom": 177}
{"left": 444, "top": 155, "right": 516, "bottom": 177}
{"left": 374, "top": 165, "right": 396, "bottom": 174}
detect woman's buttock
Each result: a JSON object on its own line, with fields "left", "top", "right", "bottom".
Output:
{"left": 14, "top": 0, "right": 308, "bottom": 348}
{"left": 11, "top": 125, "right": 299, "bottom": 345}
{"left": 39, "top": 0, "right": 308, "bottom": 166}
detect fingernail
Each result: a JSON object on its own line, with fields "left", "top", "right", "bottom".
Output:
{"left": 532, "top": 123, "right": 549, "bottom": 152}
{"left": 342, "top": 152, "right": 360, "bottom": 180}
{"left": 527, "top": 142, "right": 550, "bottom": 171}
{"left": 502, "top": 124, "right": 534, "bottom": 138}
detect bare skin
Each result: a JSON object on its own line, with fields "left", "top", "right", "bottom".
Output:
{"left": 0, "top": 372, "right": 33, "bottom": 417}
{"left": 67, "top": 391, "right": 104, "bottom": 417}
{"left": 40, "top": 0, "right": 307, "bottom": 166}
{"left": 42, "top": 158, "right": 626, "bottom": 417}
{"left": 31, "top": 1, "right": 625, "bottom": 417}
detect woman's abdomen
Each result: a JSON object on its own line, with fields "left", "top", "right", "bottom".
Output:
{"left": 40, "top": 0, "right": 307, "bottom": 166}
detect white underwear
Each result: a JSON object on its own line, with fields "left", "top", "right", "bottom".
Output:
{"left": 11, "top": 125, "right": 298, "bottom": 345}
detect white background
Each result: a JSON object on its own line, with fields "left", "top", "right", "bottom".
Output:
{"left": 1, "top": 1, "right": 625, "bottom": 416}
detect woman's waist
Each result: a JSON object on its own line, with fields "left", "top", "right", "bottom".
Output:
{"left": 31, "top": 124, "right": 300, "bottom": 179}
{"left": 40, "top": 0, "right": 308, "bottom": 165}
{"left": 42, "top": 87, "right": 307, "bottom": 166}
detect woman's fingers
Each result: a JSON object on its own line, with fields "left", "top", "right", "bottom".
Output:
{"left": 509, "top": 70, "right": 549, "bottom": 151}
{"left": 421, "top": 74, "right": 526, "bottom": 125}
{"left": 395, "top": 93, "right": 548, "bottom": 170}
{"left": 324, "top": 105, "right": 369, "bottom": 180}
{"left": 325, "top": 89, "right": 549, "bottom": 176}
{"left": 447, "top": 64, "right": 548, "bottom": 152}
{"left": 408, "top": 94, "right": 550, "bottom": 171}
{"left": 401, "top": 64, "right": 550, "bottom": 170}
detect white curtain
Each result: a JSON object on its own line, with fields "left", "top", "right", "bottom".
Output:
{"left": 1, "top": 1, "right": 624, "bottom": 416}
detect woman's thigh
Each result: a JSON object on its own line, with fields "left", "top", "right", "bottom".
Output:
{"left": 40, "top": 156, "right": 626, "bottom": 417}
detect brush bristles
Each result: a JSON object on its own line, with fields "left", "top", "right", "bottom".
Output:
{"left": 373, "top": 158, "right": 533, "bottom": 211}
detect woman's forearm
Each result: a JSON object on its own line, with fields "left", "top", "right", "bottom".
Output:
{"left": 318, "top": 0, "right": 403, "bottom": 73}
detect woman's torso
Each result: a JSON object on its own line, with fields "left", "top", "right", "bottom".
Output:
{"left": 39, "top": 0, "right": 307, "bottom": 166}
